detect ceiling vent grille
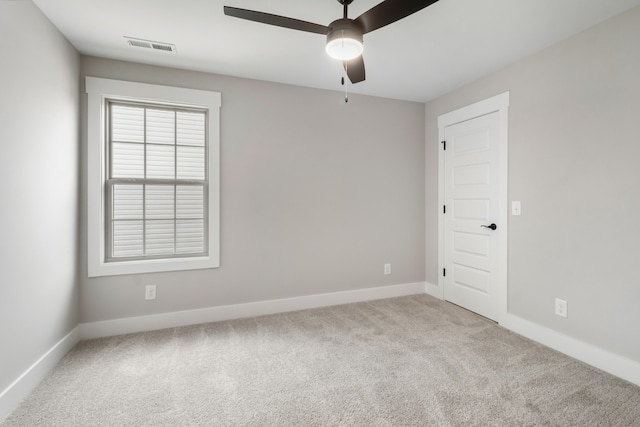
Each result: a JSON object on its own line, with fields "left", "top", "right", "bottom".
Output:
{"left": 151, "top": 43, "right": 174, "bottom": 52}
{"left": 125, "top": 37, "right": 176, "bottom": 53}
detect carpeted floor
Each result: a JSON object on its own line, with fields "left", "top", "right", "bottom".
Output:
{"left": 3, "top": 294, "right": 640, "bottom": 426}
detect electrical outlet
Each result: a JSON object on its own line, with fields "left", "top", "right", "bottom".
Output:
{"left": 145, "top": 285, "right": 157, "bottom": 301}
{"left": 384, "top": 263, "right": 391, "bottom": 275}
{"left": 555, "top": 298, "right": 567, "bottom": 318}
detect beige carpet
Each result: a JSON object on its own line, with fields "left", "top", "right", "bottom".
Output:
{"left": 3, "top": 295, "right": 640, "bottom": 426}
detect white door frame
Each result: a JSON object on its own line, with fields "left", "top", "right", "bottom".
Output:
{"left": 433, "top": 92, "right": 510, "bottom": 324}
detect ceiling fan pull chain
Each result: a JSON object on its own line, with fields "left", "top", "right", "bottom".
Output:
{"left": 344, "top": 61, "right": 349, "bottom": 103}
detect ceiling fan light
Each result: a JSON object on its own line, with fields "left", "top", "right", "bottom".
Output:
{"left": 326, "top": 29, "right": 363, "bottom": 61}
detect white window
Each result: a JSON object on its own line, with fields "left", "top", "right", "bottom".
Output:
{"left": 86, "top": 77, "right": 220, "bottom": 277}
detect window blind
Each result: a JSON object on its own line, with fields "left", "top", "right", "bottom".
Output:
{"left": 107, "top": 102, "right": 208, "bottom": 261}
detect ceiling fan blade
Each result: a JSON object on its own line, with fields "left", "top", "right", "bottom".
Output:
{"left": 224, "top": 6, "right": 330, "bottom": 35}
{"left": 344, "top": 56, "right": 365, "bottom": 84}
{"left": 354, "top": 0, "right": 440, "bottom": 34}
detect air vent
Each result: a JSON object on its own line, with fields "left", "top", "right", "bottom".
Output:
{"left": 151, "top": 43, "right": 174, "bottom": 52}
{"left": 127, "top": 39, "right": 152, "bottom": 49}
{"left": 124, "top": 37, "right": 176, "bottom": 53}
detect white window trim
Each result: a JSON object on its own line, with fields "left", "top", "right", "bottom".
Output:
{"left": 86, "top": 77, "right": 221, "bottom": 277}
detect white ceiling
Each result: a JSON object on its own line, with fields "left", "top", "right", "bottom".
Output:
{"left": 33, "top": 0, "right": 640, "bottom": 102}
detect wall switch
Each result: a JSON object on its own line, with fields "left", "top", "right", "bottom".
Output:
{"left": 384, "top": 264, "right": 392, "bottom": 275}
{"left": 555, "top": 298, "right": 567, "bottom": 318}
{"left": 145, "top": 285, "right": 157, "bottom": 301}
{"left": 512, "top": 201, "right": 521, "bottom": 216}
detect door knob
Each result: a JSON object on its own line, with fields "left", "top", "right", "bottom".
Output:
{"left": 481, "top": 223, "right": 497, "bottom": 230}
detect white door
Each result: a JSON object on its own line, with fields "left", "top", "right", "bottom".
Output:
{"left": 443, "top": 112, "right": 500, "bottom": 321}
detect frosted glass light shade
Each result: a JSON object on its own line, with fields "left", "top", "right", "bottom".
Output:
{"left": 326, "top": 37, "right": 363, "bottom": 60}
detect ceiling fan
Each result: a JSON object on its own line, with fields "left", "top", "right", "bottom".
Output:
{"left": 224, "top": 0, "right": 440, "bottom": 84}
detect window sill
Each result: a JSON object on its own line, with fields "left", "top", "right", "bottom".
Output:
{"left": 88, "top": 255, "right": 219, "bottom": 278}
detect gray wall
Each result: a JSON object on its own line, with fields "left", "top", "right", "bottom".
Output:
{"left": 0, "top": 2, "right": 80, "bottom": 393}
{"left": 425, "top": 6, "right": 640, "bottom": 362}
{"left": 80, "top": 57, "right": 426, "bottom": 323}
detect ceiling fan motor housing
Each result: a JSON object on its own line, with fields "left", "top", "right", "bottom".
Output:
{"left": 328, "top": 18, "right": 364, "bottom": 40}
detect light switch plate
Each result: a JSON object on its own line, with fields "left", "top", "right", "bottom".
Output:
{"left": 512, "top": 201, "right": 521, "bottom": 216}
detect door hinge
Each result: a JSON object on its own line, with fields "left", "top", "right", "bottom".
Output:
{"left": 441, "top": 140, "right": 446, "bottom": 150}
{"left": 443, "top": 268, "right": 446, "bottom": 277}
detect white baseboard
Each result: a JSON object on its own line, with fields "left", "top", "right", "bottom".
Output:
{"left": 501, "top": 313, "right": 640, "bottom": 387}
{"left": 426, "top": 282, "right": 640, "bottom": 387}
{"left": 0, "top": 326, "right": 80, "bottom": 422}
{"left": 80, "top": 282, "right": 427, "bottom": 340}
{"left": 1, "top": 284, "right": 424, "bottom": 421}
{"left": 424, "top": 281, "right": 442, "bottom": 299}
{"left": 5, "top": 285, "right": 638, "bottom": 425}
